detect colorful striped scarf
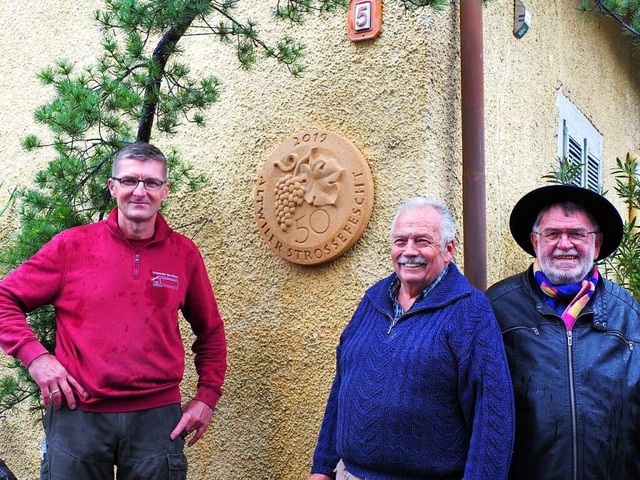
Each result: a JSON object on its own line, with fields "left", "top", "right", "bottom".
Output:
{"left": 533, "top": 259, "right": 599, "bottom": 331}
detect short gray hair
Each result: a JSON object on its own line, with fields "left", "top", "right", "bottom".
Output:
{"left": 389, "top": 197, "right": 456, "bottom": 248}
{"left": 112, "top": 141, "right": 167, "bottom": 178}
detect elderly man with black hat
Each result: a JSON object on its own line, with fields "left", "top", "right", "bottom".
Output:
{"left": 487, "top": 184, "right": 640, "bottom": 480}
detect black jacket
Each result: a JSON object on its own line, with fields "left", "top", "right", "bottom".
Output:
{"left": 487, "top": 267, "right": 640, "bottom": 480}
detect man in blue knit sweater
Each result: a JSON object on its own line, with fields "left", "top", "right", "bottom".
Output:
{"left": 309, "top": 198, "right": 514, "bottom": 480}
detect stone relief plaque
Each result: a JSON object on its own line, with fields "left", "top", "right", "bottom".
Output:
{"left": 255, "top": 130, "right": 374, "bottom": 265}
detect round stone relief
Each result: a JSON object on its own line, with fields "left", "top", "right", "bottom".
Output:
{"left": 254, "top": 130, "right": 374, "bottom": 265}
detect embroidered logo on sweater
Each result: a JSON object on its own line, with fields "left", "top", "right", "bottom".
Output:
{"left": 151, "top": 271, "right": 179, "bottom": 290}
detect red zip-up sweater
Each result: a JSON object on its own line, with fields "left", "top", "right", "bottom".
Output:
{"left": 0, "top": 209, "right": 227, "bottom": 412}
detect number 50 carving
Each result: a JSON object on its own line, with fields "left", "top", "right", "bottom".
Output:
{"left": 347, "top": 0, "right": 382, "bottom": 42}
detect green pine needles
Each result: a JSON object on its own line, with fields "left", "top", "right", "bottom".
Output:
{"left": 0, "top": 0, "right": 351, "bottom": 417}
{"left": 0, "top": 0, "right": 478, "bottom": 417}
{"left": 578, "top": 0, "right": 640, "bottom": 49}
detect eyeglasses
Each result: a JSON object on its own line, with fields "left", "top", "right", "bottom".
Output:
{"left": 533, "top": 228, "right": 599, "bottom": 245}
{"left": 111, "top": 176, "right": 166, "bottom": 191}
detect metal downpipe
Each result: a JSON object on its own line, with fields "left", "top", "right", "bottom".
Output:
{"left": 460, "top": 0, "right": 487, "bottom": 291}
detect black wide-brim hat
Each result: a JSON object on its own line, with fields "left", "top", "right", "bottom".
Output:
{"left": 509, "top": 184, "right": 623, "bottom": 260}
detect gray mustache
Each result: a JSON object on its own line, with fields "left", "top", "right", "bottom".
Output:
{"left": 398, "top": 256, "right": 427, "bottom": 265}
{"left": 552, "top": 249, "right": 579, "bottom": 256}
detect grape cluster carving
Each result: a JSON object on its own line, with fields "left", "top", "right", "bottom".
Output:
{"left": 274, "top": 175, "right": 306, "bottom": 231}
{"left": 272, "top": 146, "right": 344, "bottom": 232}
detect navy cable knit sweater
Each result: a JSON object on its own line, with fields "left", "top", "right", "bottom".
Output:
{"left": 311, "top": 263, "right": 514, "bottom": 480}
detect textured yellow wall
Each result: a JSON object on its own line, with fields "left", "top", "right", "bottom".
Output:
{"left": 0, "top": 1, "right": 639, "bottom": 479}
{"left": 484, "top": 0, "right": 640, "bottom": 283}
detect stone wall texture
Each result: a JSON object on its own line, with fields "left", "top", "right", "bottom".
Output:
{"left": 0, "top": 1, "right": 639, "bottom": 478}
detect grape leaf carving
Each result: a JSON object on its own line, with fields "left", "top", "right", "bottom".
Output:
{"left": 298, "top": 147, "right": 343, "bottom": 206}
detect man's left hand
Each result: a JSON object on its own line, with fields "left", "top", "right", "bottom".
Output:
{"left": 170, "top": 399, "right": 214, "bottom": 447}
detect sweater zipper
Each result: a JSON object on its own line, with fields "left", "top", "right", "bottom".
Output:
{"left": 134, "top": 253, "right": 140, "bottom": 279}
{"left": 387, "top": 309, "right": 421, "bottom": 334}
{"left": 128, "top": 239, "right": 153, "bottom": 280}
{"left": 387, "top": 317, "right": 398, "bottom": 334}
{"left": 567, "top": 330, "right": 578, "bottom": 480}
{"left": 386, "top": 310, "right": 411, "bottom": 334}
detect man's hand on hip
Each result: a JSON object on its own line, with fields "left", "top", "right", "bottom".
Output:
{"left": 28, "top": 353, "right": 86, "bottom": 410}
{"left": 170, "top": 399, "right": 214, "bottom": 447}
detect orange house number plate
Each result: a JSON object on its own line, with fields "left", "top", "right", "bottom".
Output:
{"left": 347, "top": 0, "right": 382, "bottom": 42}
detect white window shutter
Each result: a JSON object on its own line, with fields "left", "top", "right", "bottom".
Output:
{"left": 585, "top": 144, "right": 602, "bottom": 192}
{"left": 557, "top": 91, "right": 603, "bottom": 191}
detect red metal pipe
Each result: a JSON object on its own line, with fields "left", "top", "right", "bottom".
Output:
{"left": 460, "top": 0, "right": 487, "bottom": 291}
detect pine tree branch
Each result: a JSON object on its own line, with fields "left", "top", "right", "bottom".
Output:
{"left": 591, "top": 0, "right": 640, "bottom": 37}
{"left": 137, "top": 11, "right": 199, "bottom": 142}
{"left": 6, "top": 0, "right": 468, "bottom": 419}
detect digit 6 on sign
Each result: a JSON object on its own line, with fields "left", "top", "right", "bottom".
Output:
{"left": 354, "top": 2, "right": 371, "bottom": 31}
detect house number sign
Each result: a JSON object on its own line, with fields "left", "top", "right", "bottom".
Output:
{"left": 347, "top": 0, "right": 382, "bottom": 42}
{"left": 254, "top": 130, "right": 374, "bottom": 265}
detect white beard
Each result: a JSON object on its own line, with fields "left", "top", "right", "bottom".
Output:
{"left": 538, "top": 247, "right": 595, "bottom": 285}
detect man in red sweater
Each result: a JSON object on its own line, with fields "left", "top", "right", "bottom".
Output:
{"left": 0, "top": 142, "right": 227, "bottom": 478}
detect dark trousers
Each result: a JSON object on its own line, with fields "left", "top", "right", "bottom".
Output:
{"left": 40, "top": 403, "right": 187, "bottom": 480}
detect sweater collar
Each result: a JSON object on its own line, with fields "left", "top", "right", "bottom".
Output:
{"left": 368, "top": 262, "right": 472, "bottom": 314}
{"left": 389, "top": 265, "right": 449, "bottom": 315}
